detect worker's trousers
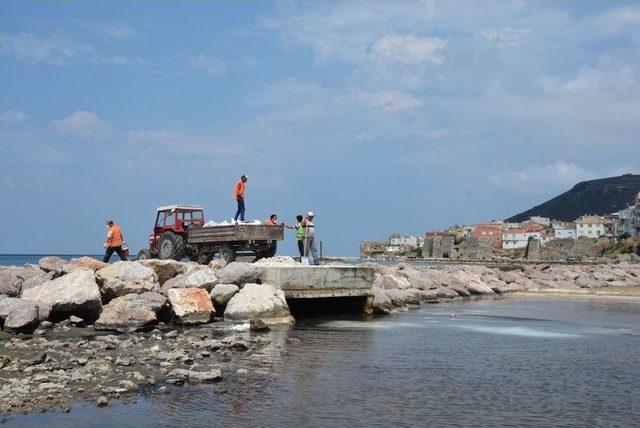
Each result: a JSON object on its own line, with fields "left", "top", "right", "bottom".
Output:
{"left": 304, "top": 237, "right": 319, "bottom": 265}
{"left": 103, "top": 246, "right": 127, "bottom": 263}
{"left": 297, "top": 240, "right": 304, "bottom": 257}
{"left": 234, "top": 197, "right": 245, "bottom": 221}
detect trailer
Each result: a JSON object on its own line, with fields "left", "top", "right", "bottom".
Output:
{"left": 137, "top": 205, "right": 284, "bottom": 264}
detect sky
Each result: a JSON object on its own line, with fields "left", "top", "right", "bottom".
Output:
{"left": 1, "top": 1, "right": 640, "bottom": 256}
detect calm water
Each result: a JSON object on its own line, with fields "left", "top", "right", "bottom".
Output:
{"left": 4, "top": 297, "right": 640, "bottom": 427}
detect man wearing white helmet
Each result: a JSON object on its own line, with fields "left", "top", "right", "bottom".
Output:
{"left": 300, "top": 211, "right": 319, "bottom": 265}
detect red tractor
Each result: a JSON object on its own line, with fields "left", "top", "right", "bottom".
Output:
{"left": 137, "top": 205, "right": 205, "bottom": 262}
{"left": 137, "top": 204, "right": 283, "bottom": 264}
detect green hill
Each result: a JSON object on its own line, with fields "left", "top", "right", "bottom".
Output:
{"left": 507, "top": 174, "right": 640, "bottom": 222}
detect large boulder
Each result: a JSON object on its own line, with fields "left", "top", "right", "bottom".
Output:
{"left": 94, "top": 292, "right": 166, "bottom": 332}
{"left": 63, "top": 257, "right": 109, "bottom": 273}
{"left": 160, "top": 268, "right": 217, "bottom": 294}
{"left": 216, "top": 262, "right": 259, "bottom": 286}
{"left": 210, "top": 284, "right": 239, "bottom": 306}
{"left": 466, "top": 281, "right": 496, "bottom": 296}
{"left": 0, "top": 299, "right": 40, "bottom": 333}
{"left": 96, "top": 262, "right": 159, "bottom": 300}
{"left": 21, "top": 269, "right": 103, "bottom": 321}
{"left": 139, "top": 259, "right": 186, "bottom": 285}
{"left": 381, "top": 275, "right": 411, "bottom": 290}
{"left": 38, "top": 256, "right": 69, "bottom": 276}
{"left": 371, "top": 286, "right": 394, "bottom": 314}
{"left": 224, "top": 283, "right": 292, "bottom": 324}
{"left": 0, "top": 297, "right": 49, "bottom": 327}
{"left": 0, "top": 267, "right": 41, "bottom": 297}
{"left": 20, "top": 271, "right": 55, "bottom": 294}
{"left": 167, "top": 288, "right": 215, "bottom": 325}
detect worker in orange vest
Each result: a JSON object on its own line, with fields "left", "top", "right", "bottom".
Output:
{"left": 103, "top": 219, "right": 128, "bottom": 262}
{"left": 233, "top": 174, "right": 248, "bottom": 222}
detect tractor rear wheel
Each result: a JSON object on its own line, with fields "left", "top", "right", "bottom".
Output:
{"left": 219, "top": 245, "right": 236, "bottom": 265}
{"left": 158, "top": 231, "right": 186, "bottom": 261}
{"left": 137, "top": 249, "right": 152, "bottom": 260}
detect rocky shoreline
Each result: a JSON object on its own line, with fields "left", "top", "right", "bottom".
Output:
{"left": 366, "top": 261, "right": 640, "bottom": 313}
{"left": 1, "top": 256, "right": 639, "bottom": 415}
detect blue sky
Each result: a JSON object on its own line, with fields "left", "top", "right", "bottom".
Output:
{"left": 1, "top": 1, "right": 639, "bottom": 255}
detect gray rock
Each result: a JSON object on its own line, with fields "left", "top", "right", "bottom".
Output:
{"left": 224, "top": 283, "right": 292, "bottom": 324}
{"left": 63, "top": 257, "right": 110, "bottom": 273}
{"left": 216, "top": 262, "right": 259, "bottom": 286}
{"left": 371, "top": 286, "right": 394, "bottom": 314}
{"left": 167, "top": 288, "right": 215, "bottom": 325}
{"left": 139, "top": 259, "right": 186, "bottom": 285}
{"left": 69, "top": 315, "right": 85, "bottom": 326}
{"left": 0, "top": 267, "right": 41, "bottom": 297}
{"left": 0, "top": 297, "right": 50, "bottom": 323}
{"left": 210, "top": 284, "right": 239, "bottom": 306}
{"left": 384, "top": 288, "right": 420, "bottom": 307}
{"left": 466, "top": 281, "right": 496, "bottom": 296}
{"left": 0, "top": 299, "right": 40, "bottom": 333}
{"left": 20, "top": 271, "right": 55, "bottom": 293}
{"left": 21, "top": 269, "right": 103, "bottom": 321}
{"left": 160, "top": 268, "right": 217, "bottom": 294}
{"left": 381, "top": 274, "right": 411, "bottom": 290}
{"left": 249, "top": 318, "right": 270, "bottom": 331}
{"left": 94, "top": 293, "right": 166, "bottom": 333}
{"left": 96, "top": 261, "right": 160, "bottom": 300}
{"left": 38, "top": 256, "right": 69, "bottom": 276}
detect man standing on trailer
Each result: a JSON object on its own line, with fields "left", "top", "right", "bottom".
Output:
{"left": 103, "top": 219, "right": 128, "bottom": 262}
{"left": 233, "top": 174, "right": 248, "bottom": 222}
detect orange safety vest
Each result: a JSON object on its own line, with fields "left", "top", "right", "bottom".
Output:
{"left": 233, "top": 180, "right": 245, "bottom": 199}
{"left": 107, "top": 225, "right": 124, "bottom": 247}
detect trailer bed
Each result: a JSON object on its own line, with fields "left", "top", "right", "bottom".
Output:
{"left": 187, "top": 224, "right": 284, "bottom": 244}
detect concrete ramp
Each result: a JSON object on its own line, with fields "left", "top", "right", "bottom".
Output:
{"left": 258, "top": 266, "right": 374, "bottom": 299}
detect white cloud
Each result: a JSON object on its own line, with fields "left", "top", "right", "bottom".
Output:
{"left": 0, "top": 32, "right": 93, "bottom": 65}
{"left": 126, "top": 129, "right": 242, "bottom": 156}
{"left": 188, "top": 54, "right": 227, "bottom": 75}
{"left": 370, "top": 34, "right": 447, "bottom": 65}
{"left": 489, "top": 162, "right": 594, "bottom": 194}
{"left": 482, "top": 27, "right": 531, "bottom": 46}
{"left": 0, "top": 110, "right": 28, "bottom": 123}
{"left": 353, "top": 89, "right": 423, "bottom": 112}
{"left": 85, "top": 22, "right": 136, "bottom": 40}
{"left": 51, "top": 111, "right": 112, "bottom": 141}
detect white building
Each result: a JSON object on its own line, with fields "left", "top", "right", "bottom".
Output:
{"left": 575, "top": 215, "right": 605, "bottom": 238}
{"left": 553, "top": 227, "right": 577, "bottom": 239}
{"left": 502, "top": 230, "right": 544, "bottom": 249}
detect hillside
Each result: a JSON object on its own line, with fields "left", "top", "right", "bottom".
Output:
{"left": 507, "top": 174, "right": 640, "bottom": 222}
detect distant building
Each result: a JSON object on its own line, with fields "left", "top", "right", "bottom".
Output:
{"left": 473, "top": 224, "right": 503, "bottom": 249}
{"left": 529, "top": 216, "right": 551, "bottom": 227}
{"left": 575, "top": 215, "right": 606, "bottom": 238}
{"left": 502, "top": 229, "right": 544, "bottom": 249}
{"left": 553, "top": 224, "right": 577, "bottom": 239}
{"left": 603, "top": 213, "right": 619, "bottom": 237}
{"left": 618, "top": 192, "right": 640, "bottom": 237}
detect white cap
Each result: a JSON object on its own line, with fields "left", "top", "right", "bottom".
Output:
{"left": 307, "top": 211, "right": 314, "bottom": 217}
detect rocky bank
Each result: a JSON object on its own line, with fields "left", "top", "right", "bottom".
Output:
{"left": 1, "top": 255, "right": 640, "bottom": 414}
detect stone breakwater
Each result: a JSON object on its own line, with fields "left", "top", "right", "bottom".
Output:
{"left": 365, "top": 261, "right": 640, "bottom": 314}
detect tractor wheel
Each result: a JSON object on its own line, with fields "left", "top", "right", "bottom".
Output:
{"left": 137, "top": 249, "right": 152, "bottom": 260}
{"left": 219, "top": 245, "right": 236, "bottom": 265}
{"left": 158, "top": 231, "right": 186, "bottom": 261}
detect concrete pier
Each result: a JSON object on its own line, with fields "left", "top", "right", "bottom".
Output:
{"left": 258, "top": 266, "right": 374, "bottom": 299}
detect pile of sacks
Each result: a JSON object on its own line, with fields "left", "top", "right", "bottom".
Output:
{"left": 0, "top": 256, "right": 295, "bottom": 334}
{"left": 367, "top": 262, "right": 640, "bottom": 314}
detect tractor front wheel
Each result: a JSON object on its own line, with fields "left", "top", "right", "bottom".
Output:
{"left": 158, "top": 231, "right": 186, "bottom": 261}
{"left": 137, "top": 249, "right": 152, "bottom": 260}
